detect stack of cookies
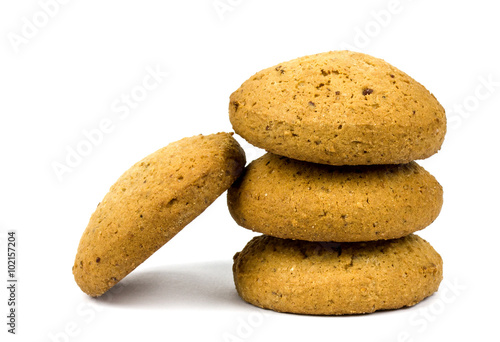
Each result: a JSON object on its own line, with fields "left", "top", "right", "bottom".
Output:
{"left": 228, "top": 50, "right": 446, "bottom": 315}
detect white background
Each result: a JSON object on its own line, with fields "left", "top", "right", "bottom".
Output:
{"left": 1, "top": 0, "right": 499, "bottom": 341}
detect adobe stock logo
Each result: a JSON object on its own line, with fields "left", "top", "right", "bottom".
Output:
{"left": 221, "top": 310, "right": 271, "bottom": 342}
{"left": 51, "top": 64, "right": 169, "bottom": 182}
{"left": 339, "top": 0, "right": 414, "bottom": 51}
{"left": 6, "top": 0, "right": 72, "bottom": 54}
{"left": 47, "top": 281, "right": 128, "bottom": 342}
{"left": 447, "top": 74, "right": 499, "bottom": 131}
{"left": 212, "top": 0, "right": 244, "bottom": 21}
{"left": 395, "top": 277, "right": 467, "bottom": 342}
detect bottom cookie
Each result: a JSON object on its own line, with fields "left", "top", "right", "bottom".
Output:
{"left": 233, "top": 234, "right": 442, "bottom": 315}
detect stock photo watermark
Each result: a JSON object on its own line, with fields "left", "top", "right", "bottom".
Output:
{"left": 447, "top": 74, "right": 499, "bottom": 131}
{"left": 393, "top": 276, "right": 467, "bottom": 342}
{"left": 6, "top": 230, "right": 18, "bottom": 335}
{"left": 338, "top": 0, "right": 415, "bottom": 51}
{"left": 222, "top": 309, "right": 271, "bottom": 342}
{"left": 47, "top": 281, "right": 128, "bottom": 342}
{"left": 6, "top": 0, "right": 72, "bottom": 54}
{"left": 50, "top": 64, "right": 169, "bottom": 182}
{"left": 212, "top": 0, "right": 245, "bottom": 21}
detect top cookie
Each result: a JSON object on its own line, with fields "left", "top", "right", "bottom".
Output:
{"left": 73, "top": 133, "right": 246, "bottom": 297}
{"left": 229, "top": 50, "right": 446, "bottom": 165}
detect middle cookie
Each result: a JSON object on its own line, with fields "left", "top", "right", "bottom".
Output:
{"left": 228, "top": 153, "right": 443, "bottom": 242}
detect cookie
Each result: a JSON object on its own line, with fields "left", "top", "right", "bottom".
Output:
{"left": 229, "top": 50, "right": 446, "bottom": 165}
{"left": 73, "top": 133, "right": 246, "bottom": 297}
{"left": 228, "top": 153, "right": 443, "bottom": 242}
{"left": 233, "top": 234, "right": 442, "bottom": 315}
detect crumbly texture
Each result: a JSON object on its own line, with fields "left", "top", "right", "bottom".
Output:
{"left": 233, "top": 234, "right": 443, "bottom": 315}
{"left": 73, "top": 133, "right": 246, "bottom": 297}
{"left": 228, "top": 153, "right": 443, "bottom": 242}
{"left": 229, "top": 50, "right": 446, "bottom": 165}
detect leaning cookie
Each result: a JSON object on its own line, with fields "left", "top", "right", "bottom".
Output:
{"left": 233, "top": 234, "right": 443, "bottom": 315}
{"left": 228, "top": 153, "right": 442, "bottom": 242}
{"left": 229, "top": 50, "right": 446, "bottom": 165}
{"left": 73, "top": 133, "right": 246, "bottom": 297}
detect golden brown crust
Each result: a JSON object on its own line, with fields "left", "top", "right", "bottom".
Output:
{"left": 233, "top": 234, "right": 443, "bottom": 315}
{"left": 228, "top": 153, "right": 443, "bottom": 242}
{"left": 73, "top": 133, "right": 246, "bottom": 297}
{"left": 229, "top": 50, "right": 446, "bottom": 165}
